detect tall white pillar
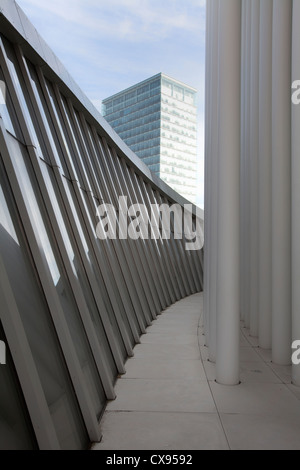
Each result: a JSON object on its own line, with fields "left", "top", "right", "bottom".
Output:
{"left": 216, "top": 0, "right": 241, "bottom": 386}
{"left": 208, "top": 0, "right": 219, "bottom": 363}
{"left": 203, "top": 0, "right": 212, "bottom": 339}
{"left": 258, "top": 0, "right": 273, "bottom": 350}
{"left": 243, "top": 0, "right": 252, "bottom": 330}
{"left": 249, "top": 0, "right": 260, "bottom": 338}
{"left": 272, "top": 0, "right": 292, "bottom": 365}
{"left": 292, "top": 0, "right": 300, "bottom": 386}
{"left": 240, "top": 0, "right": 246, "bottom": 324}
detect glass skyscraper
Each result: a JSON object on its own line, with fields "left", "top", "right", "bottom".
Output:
{"left": 102, "top": 73, "right": 198, "bottom": 203}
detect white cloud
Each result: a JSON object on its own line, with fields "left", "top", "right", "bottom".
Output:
{"left": 17, "top": 0, "right": 206, "bottom": 99}
{"left": 18, "top": 0, "right": 205, "bottom": 42}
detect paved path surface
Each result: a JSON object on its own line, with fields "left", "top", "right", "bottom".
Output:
{"left": 93, "top": 293, "right": 300, "bottom": 450}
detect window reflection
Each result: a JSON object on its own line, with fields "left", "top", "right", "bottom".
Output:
{"left": 27, "top": 61, "right": 65, "bottom": 172}
{"left": 0, "top": 68, "right": 23, "bottom": 140}
{"left": 9, "top": 138, "right": 61, "bottom": 285}
{"left": 73, "top": 109, "right": 97, "bottom": 194}
{"left": 44, "top": 80, "right": 77, "bottom": 180}
{"left": 60, "top": 96, "right": 89, "bottom": 189}
{"left": 2, "top": 37, "right": 50, "bottom": 161}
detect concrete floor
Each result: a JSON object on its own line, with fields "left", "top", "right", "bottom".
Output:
{"left": 92, "top": 293, "right": 300, "bottom": 450}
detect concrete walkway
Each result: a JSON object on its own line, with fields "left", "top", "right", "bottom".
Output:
{"left": 93, "top": 293, "right": 300, "bottom": 450}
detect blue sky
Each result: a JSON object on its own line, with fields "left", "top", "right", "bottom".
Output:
{"left": 17, "top": 0, "right": 206, "bottom": 207}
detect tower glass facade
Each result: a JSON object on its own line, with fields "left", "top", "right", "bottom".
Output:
{"left": 102, "top": 73, "right": 198, "bottom": 203}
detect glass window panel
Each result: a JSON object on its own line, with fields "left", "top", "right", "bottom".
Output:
{"left": 39, "top": 160, "right": 117, "bottom": 380}
{"left": 80, "top": 119, "right": 103, "bottom": 195}
{"left": 0, "top": 155, "right": 88, "bottom": 449}
{"left": 0, "top": 68, "right": 23, "bottom": 141}
{"left": 2, "top": 37, "right": 51, "bottom": 161}
{"left": 72, "top": 109, "right": 98, "bottom": 195}
{"left": 60, "top": 95, "right": 90, "bottom": 189}
{"left": 80, "top": 184, "right": 135, "bottom": 345}
{"left": 63, "top": 176, "right": 127, "bottom": 361}
{"left": 26, "top": 61, "right": 68, "bottom": 174}
{"left": 6, "top": 135, "right": 106, "bottom": 420}
{"left": 44, "top": 80, "right": 82, "bottom": 182}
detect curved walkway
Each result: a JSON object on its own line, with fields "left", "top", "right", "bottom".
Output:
{"left": 93, "top": 293, "right": 300, "bottom": 450}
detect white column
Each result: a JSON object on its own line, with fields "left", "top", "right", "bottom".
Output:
{"left": 243, "top": 0, "right": 252, "bottom": 330}
{"left": 258, "top": 0, "right": 273, "bottom": 350}
{"left": 203, "top": 0, "right": 212, "bottom": 339}
{"left": 216, "top": 0, "right": 241, "bottom": 386}
{"left": 240, "top": 0, "right": 246, "bottom": 324}
{"left": 292, "top": 0, "right": 300, "bottom": 386}
{"left": 208, "top": 0, "right": 219, "bottom": 363}
{"left": 249, "top": 0, "right": 260, "bottom": 338}
{"left": 272, "top": 0, "right": 292, "bottom": 365}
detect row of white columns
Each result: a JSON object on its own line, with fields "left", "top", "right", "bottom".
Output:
{"left": 204, "top": 0, "right": 300, "bottom": 386}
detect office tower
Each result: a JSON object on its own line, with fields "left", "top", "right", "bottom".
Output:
{"left": 102, "top": 73, "right": 198, "bottom": 203}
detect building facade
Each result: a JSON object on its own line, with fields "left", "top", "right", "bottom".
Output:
{"left": 102, "top": 74, "right": 198, "bottom": 204}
